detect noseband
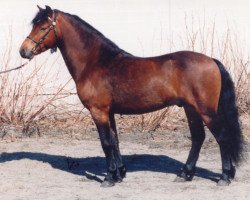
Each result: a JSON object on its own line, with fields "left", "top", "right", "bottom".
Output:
{"left": 27, "top": 11, "right": 58, "bottom": 54}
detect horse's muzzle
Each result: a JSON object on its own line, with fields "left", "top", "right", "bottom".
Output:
{"left": 19, "top": 48, "right": 34, "bottom": 59}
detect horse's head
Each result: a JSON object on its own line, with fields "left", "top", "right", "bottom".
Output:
{"left": 20, "top": 5, "right": 59, "bottom": 59}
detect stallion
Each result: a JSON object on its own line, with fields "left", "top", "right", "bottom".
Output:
{"left": 20, "top": 6, "right": 243, "bottom": 187}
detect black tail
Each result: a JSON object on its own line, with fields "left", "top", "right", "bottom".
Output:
{"left": 213, "top": 59, "right": 244, "bottom": 165}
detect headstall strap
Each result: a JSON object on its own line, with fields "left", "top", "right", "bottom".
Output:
{"left": 27, "top": 10, "right": 58, "bottom": 54}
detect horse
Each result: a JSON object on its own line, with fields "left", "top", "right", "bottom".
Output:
{"left": 19, "top": 5, "right": 243, "bottom": 187}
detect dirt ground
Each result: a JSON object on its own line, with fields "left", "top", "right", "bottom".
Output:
{"left": 0, "top": 127, "right": 249, "bottom": 200}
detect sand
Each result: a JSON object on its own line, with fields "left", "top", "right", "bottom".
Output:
{"left": 0, "top": 133, "right": 249, "bottom": 200}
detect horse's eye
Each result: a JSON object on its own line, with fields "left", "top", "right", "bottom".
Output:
{"left": 40, "top": 27, "right": 47, "bottom": 32}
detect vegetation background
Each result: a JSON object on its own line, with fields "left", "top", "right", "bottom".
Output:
{"left": 0, "top": 0, "right": 249, "bottom": 139}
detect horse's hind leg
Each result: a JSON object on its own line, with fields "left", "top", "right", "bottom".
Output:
{"left": 175, "top": 106, "right": 205, "bottom": 182}
{"left": 201, "top": 114, "right": 235, "bottom": 186}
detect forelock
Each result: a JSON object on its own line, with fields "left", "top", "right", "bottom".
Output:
{"left": 31, "top": 9, "right": 48, "bottom": 25}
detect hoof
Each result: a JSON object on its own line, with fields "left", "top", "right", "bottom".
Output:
{"left": 174, "top": 176, "right": 187, "bottom": 183}
{"left": 116, "top": 177, "right": 123, "bottom": 183}
{"left": 100, "top": 180, "right": 115, "bottom": 188}
{"left": 217, "top": 179, "right": 230, "bottom": 186}
{"left": 176, "top": 165, "right": 195, "bottom": 182}
{"left": 101, "top": 165, "right": 126, "bottom": 187}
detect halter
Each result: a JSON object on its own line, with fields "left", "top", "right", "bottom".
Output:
{"left": 27, "top": 11, "right": 58, "bottom": 54}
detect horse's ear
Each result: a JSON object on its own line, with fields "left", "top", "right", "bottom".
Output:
{"left": 45, "top": 5, "right": 53, "bottom": 14}
{"left": 37, "top": 5, "right": 43, "bottom": 11}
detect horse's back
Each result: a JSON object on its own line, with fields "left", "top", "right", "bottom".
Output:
{"left": 109, "top": 51, "right": 221, "bottom": 114}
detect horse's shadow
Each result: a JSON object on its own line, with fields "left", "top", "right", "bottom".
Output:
{"left": 0, "top": 151, "right": 220, "bottom": 183}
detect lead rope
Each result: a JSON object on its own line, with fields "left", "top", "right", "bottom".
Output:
{"left": 0, "top": 61, "right": 29, "bottom": 74}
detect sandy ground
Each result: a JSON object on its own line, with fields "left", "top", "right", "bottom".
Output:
{"left": 0, "top": 132, "right": 249, "bottom": 200}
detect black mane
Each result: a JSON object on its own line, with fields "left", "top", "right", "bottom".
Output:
{"left": 31, "top": 9, "right": 49, "bottom": 25}
{"left": 31, "top": 8, "right": 120, "bottom": 49}
{"left": 31, "top": 7, "right": 128, "bottom": 62}
{"left": 68, "top": 13, "right": 121, "bottom": 50}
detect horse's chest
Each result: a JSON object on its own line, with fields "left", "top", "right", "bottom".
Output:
{"left": 76, "top": 80, "right": 111, "bottom": 110}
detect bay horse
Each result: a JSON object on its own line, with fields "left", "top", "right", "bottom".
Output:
{"left": 20, "top": 6, "right": 243, "bottom": 187}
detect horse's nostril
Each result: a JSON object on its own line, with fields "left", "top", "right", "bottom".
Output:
{"left": 19, "top": 48, "right": 26, "bottom": 57}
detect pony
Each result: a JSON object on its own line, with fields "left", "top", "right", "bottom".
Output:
{"left": 20, "top": 5, "right": 243, "bottom": 187}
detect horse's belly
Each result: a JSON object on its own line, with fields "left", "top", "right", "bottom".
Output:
{"left": 110, "top": 64, "right": 180, "bottom": 114}
{"left": 112, "top": 92, "right": 179, "bottom": 114}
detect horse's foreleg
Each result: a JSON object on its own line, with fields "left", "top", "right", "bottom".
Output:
{"left": 175, "top": 106, "right": 205, "bottom": 182}
{"left": 90, "top": 108, "right": 123, "bottom": 187}
{"left": 109, "top": 113, "right": 126, "bottom": 181}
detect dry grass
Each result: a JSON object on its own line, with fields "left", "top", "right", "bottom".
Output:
{"left": 0, "top": 32, "right": 86, "bottom": 137}
{"left": 0, "top": 16, "right": 249, "bottom": 138}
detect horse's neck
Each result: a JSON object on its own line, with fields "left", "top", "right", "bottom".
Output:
{"left": 57, "top": 16, "right": 91, "bottom": 80}
{"left": 57, "top": 13, "right": 123, "bottom": 81}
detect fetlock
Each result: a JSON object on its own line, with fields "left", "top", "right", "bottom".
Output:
{"left": 118, "top": 165, "right": 127, "bottom": 179}
{"left": 229, "top": 166, "right": 236, "bottom": 179}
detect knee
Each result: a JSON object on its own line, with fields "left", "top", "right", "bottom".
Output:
{"left": 192, "top": 133, "right": 205, "bottom": 145}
